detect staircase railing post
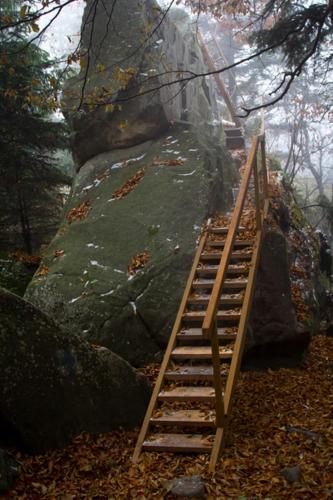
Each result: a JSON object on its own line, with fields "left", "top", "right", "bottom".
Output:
{"left": 253, "top": 156, "right": 262, "bottom": 231}
{"left": 210, "top": 319, "right": 225, "bottom": 428}
{"left": 260, "top": 136, "right": 269, "bottom": 201}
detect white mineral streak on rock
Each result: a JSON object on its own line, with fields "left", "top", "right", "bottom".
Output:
{"left": 129, "top": 301, "right": 137, "bottom": 315}
{"left": 100, "top": 289, "right": 115, "bottom": 297}
{"left": 89, "top": 260, "right": 108, "bottom": 270}
{"left": 178, "top": 169, "right": 196, "bottom": 177}
{"left": 69, "top": 296, "right": 81, "bottom": 304}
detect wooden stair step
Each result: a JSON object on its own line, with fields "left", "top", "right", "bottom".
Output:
{"left": 176, "top": 327, "right": 237, "bottom": 341}
{"left": 193, "top": 279, "right": 248, "bottom": 289}
{"left": 200, "top": 250, "right": 253, "bottom": 261}
{"left": 142, "top": 433, "right": 214, "bottom": 453}
{"left": 158, "top": 386, "right": 217, "bottom": 401}
{"left": 165, "top": 365, "right": 229, "bottom": 381}
{"left": 182, "top": 311, "right": 241, "bottom": 321}
{"left": 187, "top": 294, "right": 244, "bottom": 306}
{"left": 197, "top": 265, "right": 248, "bottom": 276}
{"left": 150, "top": 409, "right": 216, "bottom": 427}
{"left": 207, "top": 239, "right": 254, "bottom": 248}
{"left": 171, "top": 346, "right": 233, "bottom": 360}
{"left": 225, "top": 127, "right": 243, "bottom": 137}
{"left": 226, "top": 136, "right": 246, "bottom": 150}
{"left": 209, "top": 226, "right": 245, "bottom": 234}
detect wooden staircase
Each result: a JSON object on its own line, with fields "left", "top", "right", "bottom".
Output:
{"left": 133, "top": 128, "right": 269, "bottom": 471}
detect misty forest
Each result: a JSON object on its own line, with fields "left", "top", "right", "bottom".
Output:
{"left": 0, "top": 0, "right": 333, "bottom": 497}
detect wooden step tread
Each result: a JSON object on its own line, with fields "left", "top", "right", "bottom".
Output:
{"left": 183, "top": 311, "right": 241, "bottom": 321}
{"left": 209, "top": 226, "right": 245, "bottom": 234}
{"left": 193, "top": 279, "right": 248, "bottom": 289}
{"left": 142, "top": 433, "right": 214, "bottom": 453}
{"left": 197, "top": 265, "right": 248, "bottom": 276}
{"left": 165, "top": 365, "right": 229, "bottom": 381}
{"left": 158, "top": 386, "right": 217, "bottom": 401}
{"left": 150, "top": 409, "right": 216, "bottom": 426}
{"left": 176, "top": 327, "right": 237, "bottom": 340}
{"left": 187, "top": 294, "right": 244, "bottom": 305}
{"left": 171, "top": 346, "right": 233, "bottom": 359}
{"left": 201, "top": 250, "right": 253, "bottom": 261}
{"left": 207, "top": 239, "right": 254, "bottom": 247}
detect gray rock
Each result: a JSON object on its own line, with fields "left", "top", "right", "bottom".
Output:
{"left": 285, "top": 425, "right": 321, "bottom": 441}
{"left": 62, "top": 1, "right": 222, "bottom": 166}
{"left": 244, "top": 227, "right": 309, "bottom": 368}
{"left": 0, "top": 287, "right": 151, "bottom": 452}
{"left": 0, "top": 257, "right": 38, "bottom": 296}
{"left": 166, "top": 475, "right": 206, "bottom": 497}
{"left": 280, "top": 465, "right": 302, "bottom": 484}
{"left": 0, "top": 450, "right": 20, "bottom": 493}
{"left": 25, "top": 125, "right": 235, "bottom": 367}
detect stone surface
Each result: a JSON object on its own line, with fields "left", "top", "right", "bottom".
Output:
{"left": 0, "top": 287, "right": 150, "bottom": 452}
{"left": 244, "top": 189, "right": 324, "bottom": 368}
{"left": 62, "top": 1, "right": 221, "bottom": 166}
{"left": 25, "top": 125, "right": 235, "bottom": 367}
{"left": 245, "top": 227, "right": 301, "bottom": 367}
{"left": 0, "top": 450, "right": 20, "bottom": 493}
{"left": 280, "top": 465, "right": 303, "bottom": 484}
{"left": 0, "top": 257, "right": 38, "bottom": 296}
{"left": 165, "top": 475, "right": 206, "bottom": 497}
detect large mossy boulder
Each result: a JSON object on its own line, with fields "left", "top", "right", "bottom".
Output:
{"left": 62, "top": 2, "right": 221, "bottom": 166}
{"left": 25, "top": 125, "right": 236, "bottom": 366}
{"left": 245, "top": 193, "right": 323, "bottom": 368}
{"left": 0, "top": 287, "right": 150, "bottom": 452}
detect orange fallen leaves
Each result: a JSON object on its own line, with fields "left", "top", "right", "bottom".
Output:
{"left": 36, "top": 265, "right": 49, "bottom": 277}
{"left": 8, "top": 251, "right": 41, "bottom": 265}
{"left": 4, "top": 336, "right": 333, "bottom": 499}
{"left": 66, "top": 201, "right": 91, "bottom": 224}
{"left": 127, "top": 251, "right": 150, "bottom": 276}
{"left": 152, "top": 157, "right": 184, "bottom": 166}
{"left": 111, "top": 168, "right": 145, "bottom": 200}
{"left": 53, "top": 249, "right": 65, "bottom": 259}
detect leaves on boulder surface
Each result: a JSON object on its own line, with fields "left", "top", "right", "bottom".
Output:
{"left": 111, "top": 168, "right": 145, "bottom": 200}
{"left": 66, "top": 201, "right": 91, "bottom": 224}
{"left": 4, "top": 336, "right": 333, "bottom": 498}
{"left": 36, "top": 265, "right": 49, "bottom": 277}
{"left": 152, "top": 157, "right": 184, "bottom": 166}
{"left": 8, "top": 251, "right": 41, "bottom": 266}
{"left": 53, "top": 249, "right": 65, "bottom": 259}
{"left": 127, "top": 251, "right": 150, "bottom": 276}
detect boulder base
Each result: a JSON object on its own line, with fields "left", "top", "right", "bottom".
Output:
{"left": 0, "top": 287, "right": 150, "bottom": 452}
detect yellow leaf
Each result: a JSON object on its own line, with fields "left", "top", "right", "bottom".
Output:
{"left": 31, "top": 22, "right": 39, "bottom": 32}
{"left": 97, "top": 63, "right": 105, "bottom": 73}
{"left": 19, "top": 5, "right": 28, "bottom": 17}
{"left": 105, "top": 103, "right": 114, "bottom": 113}
{"left": 118, "top": 120, "right": 127, "bottom": 131}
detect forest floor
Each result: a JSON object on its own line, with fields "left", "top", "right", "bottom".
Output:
{"left": 4, "top": 335, "right": 333, "bottom": 500}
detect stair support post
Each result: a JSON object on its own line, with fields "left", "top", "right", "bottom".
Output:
{"left": 260, "top": 135, "right": 269, "bottom": 201}
{"left": 210, "top": 319, "right": 225, "bottom": 428}
{"left": 223, "top": 227, "right": 264, "bottom": 418}
{"left": 253, "top": 157, "right": 262, "bottom": 231}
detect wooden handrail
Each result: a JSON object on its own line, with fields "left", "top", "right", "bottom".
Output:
{"left": 202, "top": 113, "right": 268, "bottom": 338}
{"left": 197, "top": 31, "right": 242, "bottom": 129}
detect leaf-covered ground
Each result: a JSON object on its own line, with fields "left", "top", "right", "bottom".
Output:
{"left": 4, "top": 336, "right": 333, "bottom": 499}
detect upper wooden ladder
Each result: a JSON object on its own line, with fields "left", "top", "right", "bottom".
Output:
{"left": 132, "top": 125, "right": 270, "bottom": 472}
